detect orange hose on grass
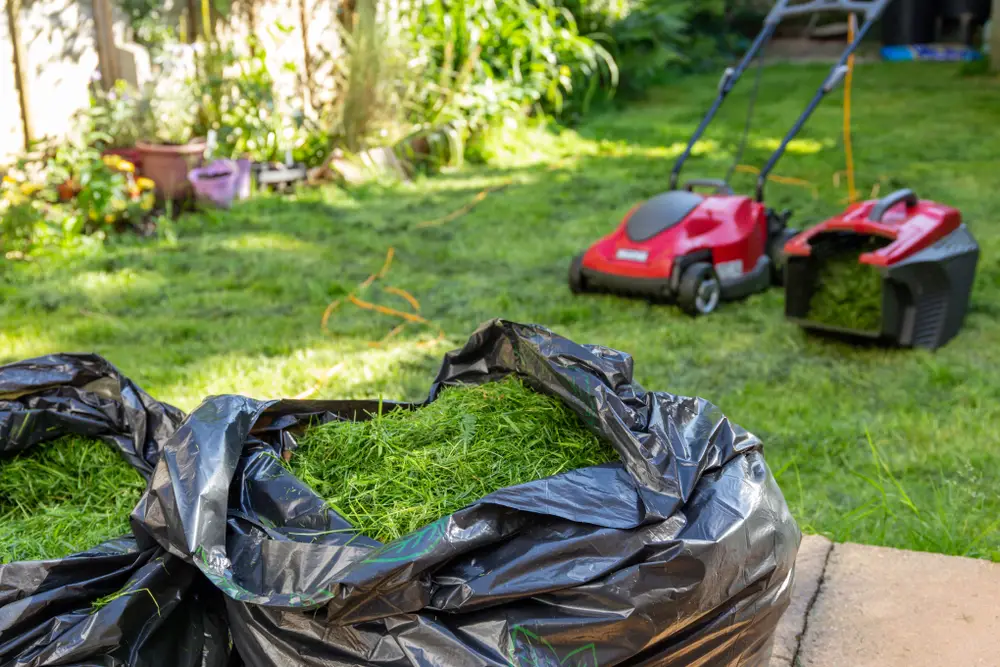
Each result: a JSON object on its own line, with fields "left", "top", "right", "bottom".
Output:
{"left": 735, "top": 164, "right": 819, "bottom": 199}
{"left": 383, "top": 286, "right": 421, "bottom": 311}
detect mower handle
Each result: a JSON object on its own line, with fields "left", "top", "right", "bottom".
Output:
{"left": 869, "top": 189, "right": 919, "bottom": 222}
{"left": 683, "top": 179, "right": 735, "bottom": 195}
{"left": 669, "top": 0, "right": 893, "bottom": 193}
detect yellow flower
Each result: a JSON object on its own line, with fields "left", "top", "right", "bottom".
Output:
{"left": 102, "top": 155, "right": 121, "bottom": 169}
{"left": 104, "top": 213, "right": 114, "bottom": 223}
{"left": 140, "top": 192, "right": 155, "bottom": 211}
{"left": 118, "top": 160, "right": 135, "bottom": 173}
{"left": 89, "top": 210, "right": 98, "bottom": 221}
{"left": 3, "top": 190, "right": 26, "bottom": 206}
{"left": 19, "top": 183, "right": 42, "bottom": 196}
{"left": 2, "top": 175, "right": 18, "bottom": 186}
{"left": 137, "top": 177, "right": 155, "bottom": 191}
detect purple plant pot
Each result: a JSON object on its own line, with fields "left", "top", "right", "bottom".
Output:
{"left": 235, "top": 158, "right": 251, "bottom": 200}
{"left": 188, "top": 159, "right": 251, "bottom": 209}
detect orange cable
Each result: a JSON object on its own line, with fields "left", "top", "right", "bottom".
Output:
{"left": 735, "top": 164, "right": 819, "bottom": 199}
{"left": 347, "top": 294, "right": 431, "bottom": 324}
{"left": 383, "top": 286, "right": 421, "bottom": 311}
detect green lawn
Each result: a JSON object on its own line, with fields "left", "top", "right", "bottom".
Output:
{"left": 3, "top": 62, "right": 999, "bottom": 560}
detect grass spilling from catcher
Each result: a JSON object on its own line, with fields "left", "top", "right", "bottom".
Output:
{"left": 0, "top": 437, "right": 145, "bottom": 563}
{"left": 292, "top": 377, "right": 616, "bottom": 543}
{"left": 806, "top": 235, "right": 891, "bottom": 333}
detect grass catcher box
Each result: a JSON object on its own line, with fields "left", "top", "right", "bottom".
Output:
{"left": 784, "top": 189, "right": 979, "bottom": 349}
{"left": 135, "top": 320, "right": 800, "bottom": 667}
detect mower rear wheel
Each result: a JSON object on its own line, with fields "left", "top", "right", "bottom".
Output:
{"left": 768, "top": 227, "right": 800, "bottom": 286}
{"left": 569, "top": 254, "right": 587, "bottom": 294}
{"left": 678, "top": 262, "right": 721, "bottom": 316}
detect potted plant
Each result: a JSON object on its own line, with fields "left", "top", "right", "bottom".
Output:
{"left": 135, "top": 78, "right": 205, "bottom": 199}
{"left": 81, "top": 80, "right": 144, "bottom": 172}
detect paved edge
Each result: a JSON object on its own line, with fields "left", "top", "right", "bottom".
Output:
{"left": 796, "top": 542, "right": 1000, "bottom": 667}
{"left": 769, "top": 534, "right": 833, "bottom": 667}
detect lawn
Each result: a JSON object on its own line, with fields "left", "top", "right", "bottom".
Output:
{"left": 2, "top": 62, "right": 998, "bottom": 560}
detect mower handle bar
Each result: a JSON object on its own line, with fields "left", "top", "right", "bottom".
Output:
{"left": 869, "top": 189, "right": 919, "bottom": 222}
{"left": 669, "top": 0, "right": 893, "bottom": 194}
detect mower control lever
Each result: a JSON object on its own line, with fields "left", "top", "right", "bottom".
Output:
{"left": 823, "top": 65, "right": 850, "bottom": 93}
{"left": 869, "top": 189, "right": 919, "bottom": 222}
{"left": 683, "top": 179, "right": 735, "bottom": 195}
{"left": 718, "top": 68, "right": 736, "bottom": 94}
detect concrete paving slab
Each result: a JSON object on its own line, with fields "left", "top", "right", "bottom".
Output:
{"left": 798, "top": 542, "right": 1000, "bottom": 667}
{"left": 769, "top": 534, "right": 833, "bottom": 667}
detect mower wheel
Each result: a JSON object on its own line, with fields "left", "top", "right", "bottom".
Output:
{"left": 768, "top": 227, "right": 800, "bottom": 286}
{"left": 678, "top": 262, "right": 721, "bottom": 316}
{"left": 569, "top": 254, "right": 587, "bottom": 294}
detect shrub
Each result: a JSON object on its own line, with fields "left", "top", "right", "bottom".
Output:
{"left": 609, "top": 0, "right": 736, "bottom": 97}
{"left": 402, "top": 0, "right": 617, "bottom": 131}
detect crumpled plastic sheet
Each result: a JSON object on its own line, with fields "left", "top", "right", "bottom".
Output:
{"left": 1, "top": 320, "right": 800, "bottom": 666}
{"left": 0, "top": 354, "right": 229, "bottom": 666}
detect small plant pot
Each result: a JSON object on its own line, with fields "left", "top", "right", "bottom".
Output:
{"left": 136, "top": 139, "right": 207, "bottom": 199}
{"left": 57, "top": 179, "right": 80, "bottom": 202}
{"left": 188, "top": 159, "right": 251, "bottom": 209}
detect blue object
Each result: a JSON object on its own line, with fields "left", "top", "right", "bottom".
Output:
{"left": 881, "top": 44, "right": 983, "bottom": 61}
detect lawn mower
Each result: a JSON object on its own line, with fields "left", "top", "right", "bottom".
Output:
{"left": 569, "top": 0, "right": 894, "bottom": 316}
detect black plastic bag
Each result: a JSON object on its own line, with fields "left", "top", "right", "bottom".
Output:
{"left": 0, "top": 354, "right": 230, "bottom": 667}
{"left": 132, "top": 320, "right": 800, "bottom": 666}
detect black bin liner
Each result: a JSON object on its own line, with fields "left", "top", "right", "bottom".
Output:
{"left": 0, "top": 355, "right": 230, "bottom": 666}
{"left": 1, "top": 321, "right": 799, "bottom": 666}
{"left": 131, "top": 320, "right": 800, "bottom": 666}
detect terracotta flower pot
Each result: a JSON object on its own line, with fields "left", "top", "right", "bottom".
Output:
{"left": 136, "top": 138, "right": 207, "bottom": 199}
{"left": 57, "top": 179, "right": 80, "bottom": 202}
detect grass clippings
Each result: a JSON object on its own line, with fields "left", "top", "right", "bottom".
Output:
{"left": 806, "top": 236, "right": 891, "bottom": 333}
{"left": 0, "top": 437, "right": 145, "bottom": 563}
{"left": 292, "top": 377, "right": 616, "bottom": 543}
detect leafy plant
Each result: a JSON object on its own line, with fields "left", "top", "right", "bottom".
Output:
{"left": 136, "top": 46, "right": 200, "bottom": 145}
{"left": 405, "top": 0, "right": 617, "bottom": 126}
{"left": 557, "top": 0, "right": 634, "bottom": 36}
{"left": 608, "top": 0, "right": 735, "bottom": 97}
{"left": 0, "top": 173, "right": 57, "bottom": 254}
{"left": 195, "top": 38, "right": 286, "bottom": 162}
{"left": 116, "top": 0, "right": 177, "bottom": 57}
{"left": 78, "top": 80, "right": 142, "bottom": 149}
{"left": 1, "top": 143, "right": 158, "bottom": 253}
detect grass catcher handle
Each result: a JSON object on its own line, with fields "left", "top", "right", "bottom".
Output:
{"left": 869, "top": 189, "right": 918, "bottom": 222}
{"left": 684, "top": 179, "right": 735, "bottom": 195}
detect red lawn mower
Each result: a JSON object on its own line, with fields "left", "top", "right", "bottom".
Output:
{"left": 569, "top": 0, "right": 895, "bottom": 316}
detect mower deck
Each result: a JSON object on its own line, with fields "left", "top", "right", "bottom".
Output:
{"left": 571, "top": 188, "right": 791, "bottom": 314}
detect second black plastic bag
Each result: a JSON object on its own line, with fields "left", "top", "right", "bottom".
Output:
{"left": 134, "top": 319, "right": 800, "bottom": 666}
{"left": 0, "top": 354, "right": 230, "bottom": 666}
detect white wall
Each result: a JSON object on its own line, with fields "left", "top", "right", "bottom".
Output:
{"left": 1, "top": 0, "right": 346, "bottom": 164}
{"left": 1, "top": 0, "right": 103, "bottom": 161}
